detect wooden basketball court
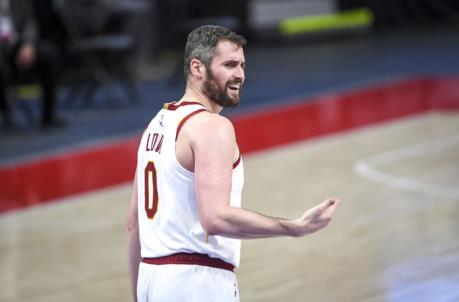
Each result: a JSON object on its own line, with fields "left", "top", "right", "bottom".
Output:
{"left": 1, "top": 111, "right": 458, "bottom": 302}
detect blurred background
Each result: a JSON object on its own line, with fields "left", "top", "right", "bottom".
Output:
{"left": 0, "top": 0, "right": 458, "bottom": 166}
{"left": 0, "top": 0, "right": 458, "bottom": 131}
{"left": 1, "top": 0, "right": 459, "bottom": 301}
{"left": 0, "top": 0, "right": 458, "bottom": 130}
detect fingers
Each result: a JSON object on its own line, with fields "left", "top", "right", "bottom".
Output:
{"left": 322, "top": 198, "right": 341, "bottom": 217}
{"left": 314, "top": 198, "right": 341, "bottom": 217}
{"left": 301, "top": 198, "right": 342, "bottom": 220}
{"left": 316, "top": 198, "right": 338, "bottom": 213}
{"left": 326, "top": 198, "right": 340, "bottom": 207}
{"left": 324, "top": 198, "right": 341, "bottom": 210}
{"left": 295, "top": 198, "right": 342, "bottom": 236}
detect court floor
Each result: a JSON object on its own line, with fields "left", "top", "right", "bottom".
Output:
{"left": 1, "top": 111, "right": 458, "bottom": 302}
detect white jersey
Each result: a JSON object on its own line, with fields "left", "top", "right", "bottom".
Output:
{"left": 136, "top": 101, "right": 244, "bottom": 267}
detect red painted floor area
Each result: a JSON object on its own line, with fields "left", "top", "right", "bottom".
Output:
{"left": 1, "top": 76, "right": 458, "bottom": 213}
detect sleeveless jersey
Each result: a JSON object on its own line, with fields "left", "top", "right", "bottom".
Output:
{"left": 136, "top": 101, "right": 244, "bottom": 267}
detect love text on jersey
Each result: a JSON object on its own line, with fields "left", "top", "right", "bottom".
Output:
{"left": 146, "top": 133, "right": 164, "bottom": 153}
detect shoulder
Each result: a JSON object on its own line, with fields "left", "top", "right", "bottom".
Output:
{"left": 183, "top": 111, "right": 236, "bottom": 149}
{"left": 186, "top": 111, "right": 235, "bottom": 138}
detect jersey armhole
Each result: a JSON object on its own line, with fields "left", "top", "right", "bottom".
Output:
{"left": 233, "top": 153, "right": 242, "bottom": 169}
{"left": 175, "top": 108, "right": 241, "bottom": 170}
{"left": 175, "top": 108, "right": 208, "bottom": 141}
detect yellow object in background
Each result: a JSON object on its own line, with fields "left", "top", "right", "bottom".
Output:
{"left": 280, "top": 8, "right": 374, "bottom": 35}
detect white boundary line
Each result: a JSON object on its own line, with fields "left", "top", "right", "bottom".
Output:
{"left": 354, "top": 134, "right": 459, "bottom": 199}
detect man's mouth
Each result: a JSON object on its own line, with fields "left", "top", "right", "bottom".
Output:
{"left": 228, "top": 83, "right": 241, "bottom": 91}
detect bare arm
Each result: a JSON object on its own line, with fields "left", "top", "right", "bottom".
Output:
{"left": 191, "top": 114, "right": 341, "bottom": 239}
{"left": 127, "top": 173, "right": 140, "bottom": 302}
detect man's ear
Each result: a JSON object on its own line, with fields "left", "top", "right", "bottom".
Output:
{"left": 190, "top": 59, "right": 204, "bottom": 79}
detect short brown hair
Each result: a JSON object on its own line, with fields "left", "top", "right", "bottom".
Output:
{"left": 183, "top": 25, "right": 247, "bottom": 78}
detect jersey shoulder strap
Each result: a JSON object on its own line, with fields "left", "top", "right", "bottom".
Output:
{"left": 163, "top": 101, "right": 209, "bottom": 141}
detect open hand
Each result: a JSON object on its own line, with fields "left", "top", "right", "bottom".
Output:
{"left": 292, "top": 198, "right": 341, "bottom": 237}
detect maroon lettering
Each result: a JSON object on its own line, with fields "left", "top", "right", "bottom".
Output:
{"left": 146, "top": 133, "right": 151, "bottom": 151}
{"left": 151, "top": 133, "right": 158, "bottom": 151}
{"left": 155, "top": 135, "right": 164, "bottom": 153}
{"left": 146, "top": 132, "right": 164, "bottom": 154}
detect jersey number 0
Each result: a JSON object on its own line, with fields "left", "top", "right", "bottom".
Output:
{"left": 144, "top": 162, "right": 159, "bottom": 219}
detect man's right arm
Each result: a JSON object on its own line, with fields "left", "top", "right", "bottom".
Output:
{"left": 127, "top": 173, "right": 140, "bottom": 302}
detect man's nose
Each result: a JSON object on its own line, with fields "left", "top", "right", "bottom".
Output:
{"left": 234, "top": 66, "right": 245, "bottom": 82}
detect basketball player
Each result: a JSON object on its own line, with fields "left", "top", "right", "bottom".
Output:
{"left": 127, "top": 25, "right": 342, "bottom": 302}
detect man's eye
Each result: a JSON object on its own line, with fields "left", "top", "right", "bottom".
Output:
{"left": 225, "top": 62, "right": 238, "bottom": 68}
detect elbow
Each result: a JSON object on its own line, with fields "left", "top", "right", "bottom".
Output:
{"left": 201, "top": 215, "right": 226, "bottom": 236}
{"left": 198, "top": 202, "right": 233, "bottom": 236}
{"left": 201, "top": 220, "right": 219, "bottom": 236}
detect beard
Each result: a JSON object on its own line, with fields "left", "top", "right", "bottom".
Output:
{"left": 202, "top": 67, "right": 242, "bottom": 108}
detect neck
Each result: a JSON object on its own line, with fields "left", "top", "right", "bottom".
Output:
{"left": 179, "top": 84, "right": 223, "bottom": 114}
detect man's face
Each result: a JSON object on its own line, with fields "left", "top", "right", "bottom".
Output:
{"left": 202, "top": 40, "right": 245, "bottom": 108}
